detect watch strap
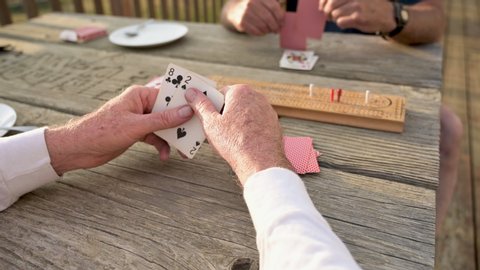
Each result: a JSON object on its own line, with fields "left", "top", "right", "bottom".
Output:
{"left": 388, "top": 2, "right": 406, "bottom": 37}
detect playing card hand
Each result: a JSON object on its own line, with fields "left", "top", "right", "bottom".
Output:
{"left": 185, "top": 85, "right": 293, "bottom": 186}
{"left": 223, "top": 0, "right": 285, "bottom": 35}
{"left": 319, "top": 0, "right": 396, "bottom": 34}
{"left": 45, "top": 85, "right": 194, "bottom": 175}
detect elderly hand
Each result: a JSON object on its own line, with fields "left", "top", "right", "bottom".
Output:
{"left": 45, "top": 85, "right": 194, "bottom": 175}
{"left": 319, "top": 0, "right": 396, "bottom": 34}
{"left": 185, "top": 85, "right": 293, "bottom": 185}
{"left": 224, "top": 0, "right": 285, "bottom": 36}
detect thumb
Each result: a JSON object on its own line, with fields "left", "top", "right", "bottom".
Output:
{"left": 185, "top": 88, "right": 218, "bottom": 125}
{"left": 135, "top": 105, "right": 194, "bottom": 135}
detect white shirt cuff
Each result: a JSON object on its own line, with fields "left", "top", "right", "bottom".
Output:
{"left": 0, "top": 128, "right": 59, "bottom": 210}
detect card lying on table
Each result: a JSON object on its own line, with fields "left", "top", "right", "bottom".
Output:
{"left": 149, "top": 64, "right": 225, "bottom": 159}
{"left": 280, "top": 49, "right": 318, "bottom": 70}
{"left": 283, "top": 136, "right": 321, "bottom": 174}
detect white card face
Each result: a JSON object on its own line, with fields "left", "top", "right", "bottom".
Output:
{"left": 279, "top": 50, "right": 317, "bottom": 71}
{"left": 145, "top": 76, "right": 164, "bottom": 89}
{"left": 151, "top": 63, "right": 224, "bottom": 159}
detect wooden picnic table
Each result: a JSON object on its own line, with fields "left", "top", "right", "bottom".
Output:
{"left": 0, "top": 13, "right": 441, "bottom": 270}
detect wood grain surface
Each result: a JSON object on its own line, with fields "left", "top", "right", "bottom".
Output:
{"left": 0, "top": 14, "right": 442, "bottom": 270}
{"left": 0, "top": 13, "right": 443, "bottom": 89}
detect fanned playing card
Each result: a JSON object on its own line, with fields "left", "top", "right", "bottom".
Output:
{"left": 151, "top": 64, "right": 225, "bottom": 159}
{"left": 279, "top": 0, "right": 326, "bottom": 50}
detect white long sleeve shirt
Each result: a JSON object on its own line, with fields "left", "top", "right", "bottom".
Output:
{"left": 0, "top": 129, "right": 361, "bottom": 269}
{"left": 0, "top": 128, "right": 59, "bottom": 211}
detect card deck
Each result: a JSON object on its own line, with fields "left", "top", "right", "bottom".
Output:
{"left": 151, "top": 64, "right": 225, "bottom": 159}
{"left": 283, "top": 136, "right": 320, "bottom": 174}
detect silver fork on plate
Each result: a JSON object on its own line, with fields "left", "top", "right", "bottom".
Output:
{"left": 125, "top": 19, "right": 155, "bottom": 37}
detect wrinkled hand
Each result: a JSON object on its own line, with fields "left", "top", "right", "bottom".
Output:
{"left": 226, "top": 0, "right": 285, "bottom": 35}
{"left": 185, "top": 85, "right": 293, "bottom": 185}
{"left": 319, "top": 0, "right": 396, "bottom": 33}
{"left": 45, "top": 85, "right": 194, "bottom": 175}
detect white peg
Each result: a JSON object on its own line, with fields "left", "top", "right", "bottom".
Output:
{"left": 365, "top": 90, "right": 370, "bottom": 104}
{"left": 309, "top": 83, "right": 314, "bottom": 97}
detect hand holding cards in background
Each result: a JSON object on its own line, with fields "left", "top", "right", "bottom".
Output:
{"left": 185, "top": 85, "right": 293, "bottom": 185}
{"left": 319, "top": 0, "right": 395, "bottom": 33}
{"left": 223, "top": 0, "right": 285, "bottom": 35}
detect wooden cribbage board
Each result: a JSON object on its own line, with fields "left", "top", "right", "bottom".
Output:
{"left": 211, "top": 76, "right": 406, "bottom": 133}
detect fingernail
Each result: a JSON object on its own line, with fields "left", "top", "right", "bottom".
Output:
{"left": 178, "top": 105, "right": 193, "bottom": 118}
{"left": 185, "top": 88, "right": 197, "bottom": 102}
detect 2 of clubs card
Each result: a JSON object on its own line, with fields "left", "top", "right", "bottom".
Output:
{"left": 150, "top": 64, "right": 225, "bottom": 159}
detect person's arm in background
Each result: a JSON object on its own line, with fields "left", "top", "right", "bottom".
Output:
{"left": 320, "top": 0, "right": 445, "bottom": 45}
{"left": 185, "top": 86, "right": 361, "bottom": 269}
{"left": 0, "top": 85, "right": 193, "bottom": 211}
{"left": 221, "top": 0, "right": 285, "bottom": 36}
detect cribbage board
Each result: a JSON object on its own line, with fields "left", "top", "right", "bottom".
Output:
{"left": 211, "top": 76, "right": 406, "bottom": 133}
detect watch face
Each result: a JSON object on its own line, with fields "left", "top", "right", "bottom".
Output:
{"left": 401, "top": 9, "right": 409, "bottom": 23}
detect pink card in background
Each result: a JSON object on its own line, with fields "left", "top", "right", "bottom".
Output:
{"left": 280, "top": 12, "right": 307, "bottom": 50}
{"left": 283, "top": 136, "right": 321, "bottom": 174}
{"left": 76, "top": 27, "right": 108, "bottom": 41}
{"left": 60, "top": 26, "right": 107, "bottom": 43}
{"left": 297, "top": 0, "right": 326, "bottom": 39}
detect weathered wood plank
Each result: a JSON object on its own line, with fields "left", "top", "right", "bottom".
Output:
{"left": 173, "top": 0, "right": 180, "bottom": 20}
{"left": 0, "top": 0, "right": 12, "bottom": 26}
{"left": 193, "top": 0, "right": 200, "bottom": 22}
{"left": 22, "top": 0, "right": 39, "bottom": 19}
{"left": 48, "top": 0, "right": 62, "bottom": 12}
{"left": 470, "top": 52, "right": 480, "bottom": 269}
{"left": 73, "top": 0, "right": 85, "bottom": 13}
{"left": 434, "top": 0, "right": 476, "bottom": 269}
{"left": 184, "top": 0, "right": 191, "bottom": 21}
{"left": 462, "top": 0, "right": 480, "bottom": 264}
{"left": 110, "top": 0, "right": 124, "bottom": 17}
{"left": 203, "top": 0, "right": 208, "bottom": 22}
{"left": 93, "top": 0, "right": 104, "bottom": 15}
{"left": 146, "top": 0, "right": 155, "bottom": 18}
{"left": 160, "top": 0, "right": 168, "bottom": 19}
{"left": 0, "top": 13, "right": 442, "bottom": 89}
{"left": 133, "top": 0, "right": 142, "bottom": 17}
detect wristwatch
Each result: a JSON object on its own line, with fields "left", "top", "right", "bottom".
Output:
{"left": 387, "top": 2, "right": 409, "bottom": 37}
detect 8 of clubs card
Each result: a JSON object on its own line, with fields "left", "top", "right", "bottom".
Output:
{"left": 151, "top": 64, "right": 225, "bottom": 159}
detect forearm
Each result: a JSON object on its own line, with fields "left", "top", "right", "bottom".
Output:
{"left": 393, "top": 1, "right": 445, "bottom": 44}
{"left": 45, "top": 124, "right": 87, "bottom": 175}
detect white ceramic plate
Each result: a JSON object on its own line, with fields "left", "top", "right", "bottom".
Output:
{"left": 0, "top": 103, "right": 17, "bottom": 137}
{"left": 109, "top": 22, "right": 188, "bottom": 47}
